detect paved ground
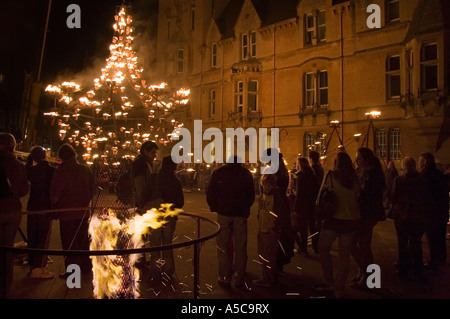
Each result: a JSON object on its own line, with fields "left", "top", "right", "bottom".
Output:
{"left": 7, "top": 191, "right": 450, "bottom": 301}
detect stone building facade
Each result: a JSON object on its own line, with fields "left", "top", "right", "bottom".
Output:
{"left": 152, "top": 0, "right": 450, "bottom": 169}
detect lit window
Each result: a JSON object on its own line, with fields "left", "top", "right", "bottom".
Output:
{"left": 386, "top": 55, "right": 401, "bottom": 99}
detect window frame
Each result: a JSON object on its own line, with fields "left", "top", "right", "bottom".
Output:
{"left": 235, "top": 81, "right": 244, "bottom": 113}
{"left": 318, "top": 70, "right": 328, "bottom": 106}
{"left": 247, "top": 80, "right": 258, "bottom": 112}
{"left": 386, "top": 55, "right": 401, "bottom": 99}
{"left": 420, "top": 43, "right": 439, "bottom": 91}
{"left": 209, "top": 89, "right": 216, "bottom": 118}
{"left": 211, "top": 43, "right": 217, "bottom": 68}
{"left": 177, "top": 49, "right": 184, "bottom": 74}
{"left": 386, "top": 0, "right": 400, "bottom": 24}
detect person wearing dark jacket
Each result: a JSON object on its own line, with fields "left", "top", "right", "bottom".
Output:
{"left": 0, "top": 133, "right": 29, "bottom": 298}
{"left": 418, "top": 152, "right": 449, "bottom": 271}
{"left": 152, "top": 156, "right": 184, "bottom": 279}
{"left": 294, "top": 157, "right": 319, "bottom": 256}
{"left": 350, "top": 148, "right": 386, "bottom": 288}
{"left": 26, "top": 146, "right": 56, "bottom": 279}
{"left": 50, "top": 143, "right": 95, "bottom": 277}
{"left": 389, "top": 156, "right": 424, "bottom": 279}
{"left": 206, "top": 156, "right": 255, "bottom": 288}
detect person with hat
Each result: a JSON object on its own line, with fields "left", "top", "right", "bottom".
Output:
{"left": 25, "top": 146, "right": 56, "bottom": 279}
{"left": 0, "top": 133, "right": 29, "bottom": 298}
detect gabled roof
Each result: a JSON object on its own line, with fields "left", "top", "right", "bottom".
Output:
{"left": 405, "top": 0, "right": 447, "bottom": 42}
{"left": 216, "top": 0, "right": 299, "bottom": 40}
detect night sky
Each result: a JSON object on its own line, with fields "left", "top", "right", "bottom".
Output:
{"left": 0, "top": 0, "right": 158, "bottom": 128}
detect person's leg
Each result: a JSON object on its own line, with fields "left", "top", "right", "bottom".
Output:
{"left": 216, "top": 215, "right": 233, "bottom": 283}
{"left": 395, "top": 219, "right": 409, "bottom": 277}
{"left": 161, "top": 219, "right": 177, "bottom": 277}
{"left": 0, "top": 213, "right": 21, "bottom": 298}
{"left": 232, "top": 217, "right": 248, "bottom": 286}
{"left": 27, "top": 214, "right": 39, "bottom": 269}
{"left": 318, "top": 228, "right": 338, "bottom": 288}
{"left": 334, "top": 232, "right": 355, "bottom": 297}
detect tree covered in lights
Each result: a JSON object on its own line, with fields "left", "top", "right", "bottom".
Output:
{"left": 44, "top": 5, "right": 189, "bottom": 169}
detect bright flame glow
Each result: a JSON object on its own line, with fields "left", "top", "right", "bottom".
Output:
{"left": 89, "top": 204, "right": 182, "bottom": 299}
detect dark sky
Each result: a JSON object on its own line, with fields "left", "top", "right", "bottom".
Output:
{"left": 0, "top": 0, "right": 158, "bottom": 113}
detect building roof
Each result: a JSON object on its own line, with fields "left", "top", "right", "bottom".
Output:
{"left": 405, "top": 0, "right": 447, "bottom": 42}
{"left": 216, "top": 0, "right": 299, "bottom": 39}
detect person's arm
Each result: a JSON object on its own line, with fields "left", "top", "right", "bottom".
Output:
{"left": 206, "top": 171, "right": 218, "bottom": 212}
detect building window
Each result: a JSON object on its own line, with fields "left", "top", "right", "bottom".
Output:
{"left": 375, "top": 129, "right": 387, "bottom": 159}
{"left": 421, "top": 43, "right": 438, "bottom": 91}
{"left": 304, "top": 73, "right": 316, "bottom": 108}
{"left": 375, "top": 128, "right": 401, "bottom": 160}
{"left": 386, "top": 55, "right": 401, "bottom": 99}
{"left": 318, "top": 70, "right": 328, "bottom": 106}
{"left": 386, "top": 0, "right": 400, "bottom": 23}
{"left": 318, "top": 11, "right": 326, "bottom": 42}
{"left": 242, "top": 32, "right": 256, "bottom": 59}
{"left": 211, "top": 43, "right": 217, "bottom": 68}
{"left": 235, "top": 81, "right": 244, "bottom": 113}
{"left": 406, "top": 49, "right": 414, "bottom": 97}
{"left": 177, "top": 49, "right": 184, "bottom": 73}
{"left": 248, "top": 80, "right": 258, "bottom": 112}
{"left": 389, "top": 129, "right": 401, "bottom": 160}
{"left": 304, "top": 132, "right": 327, "bottom": 156}
{"left": 210, "top": 89, "right": 216, "bottom": 118}
{"left": 305, "top": 14, "right": 315, "bottom": 45}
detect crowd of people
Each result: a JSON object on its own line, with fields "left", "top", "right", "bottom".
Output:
{"left": 1, "top": 129, "right": 449, "bottom": 299}
{"left": 205, "top": 147, "right": 450, "bottom": 298}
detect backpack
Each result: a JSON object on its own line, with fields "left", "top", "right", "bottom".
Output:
{"left": 116, "top": 168, "right": 134, "bottom": 206}
{"left": 0, "top": 163, "right": 13, "bottom": 199}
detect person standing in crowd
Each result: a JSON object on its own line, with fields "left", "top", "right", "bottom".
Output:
{"left": 384, "top": 160, "right": 398, "bottom": 212}
{"left": 315, "top": 152, "right": 360, "bottom": 298}
{"left": 153, "top": 155, "right": 184, "bottom": 281}
{"left": 293, "top": 157, "right": 319, "bottom": 256}
{"left": 132, "top": 141, "right": 162, "bottom": 211}
{"left": 132, "top": 141, "right": 162, "bottom": 273}
{"left": 25, "top": 146, "right": 55, "bottom": 279}
{"left": 206, "top": 156, "right": 255, "bottom": 288}
{"left": 350, "top": 148, "right": 386, "bottom": 288}
{"left": 0, "top": 133, "right": 29, "bottom": 298}
{"left": 253, "top": 174, "right": 290, "bottom": 288}
{"left": 389, "top": 156, "right": 425, "bottom": 279}
{"left": 50, "top": 143, "right": 95, "bottom": 278}
{"left": 418, "top": 152, "right": 449, "bottom": 271}
{"left": 308, "top": 151, "right": 325, "bottom": 253}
